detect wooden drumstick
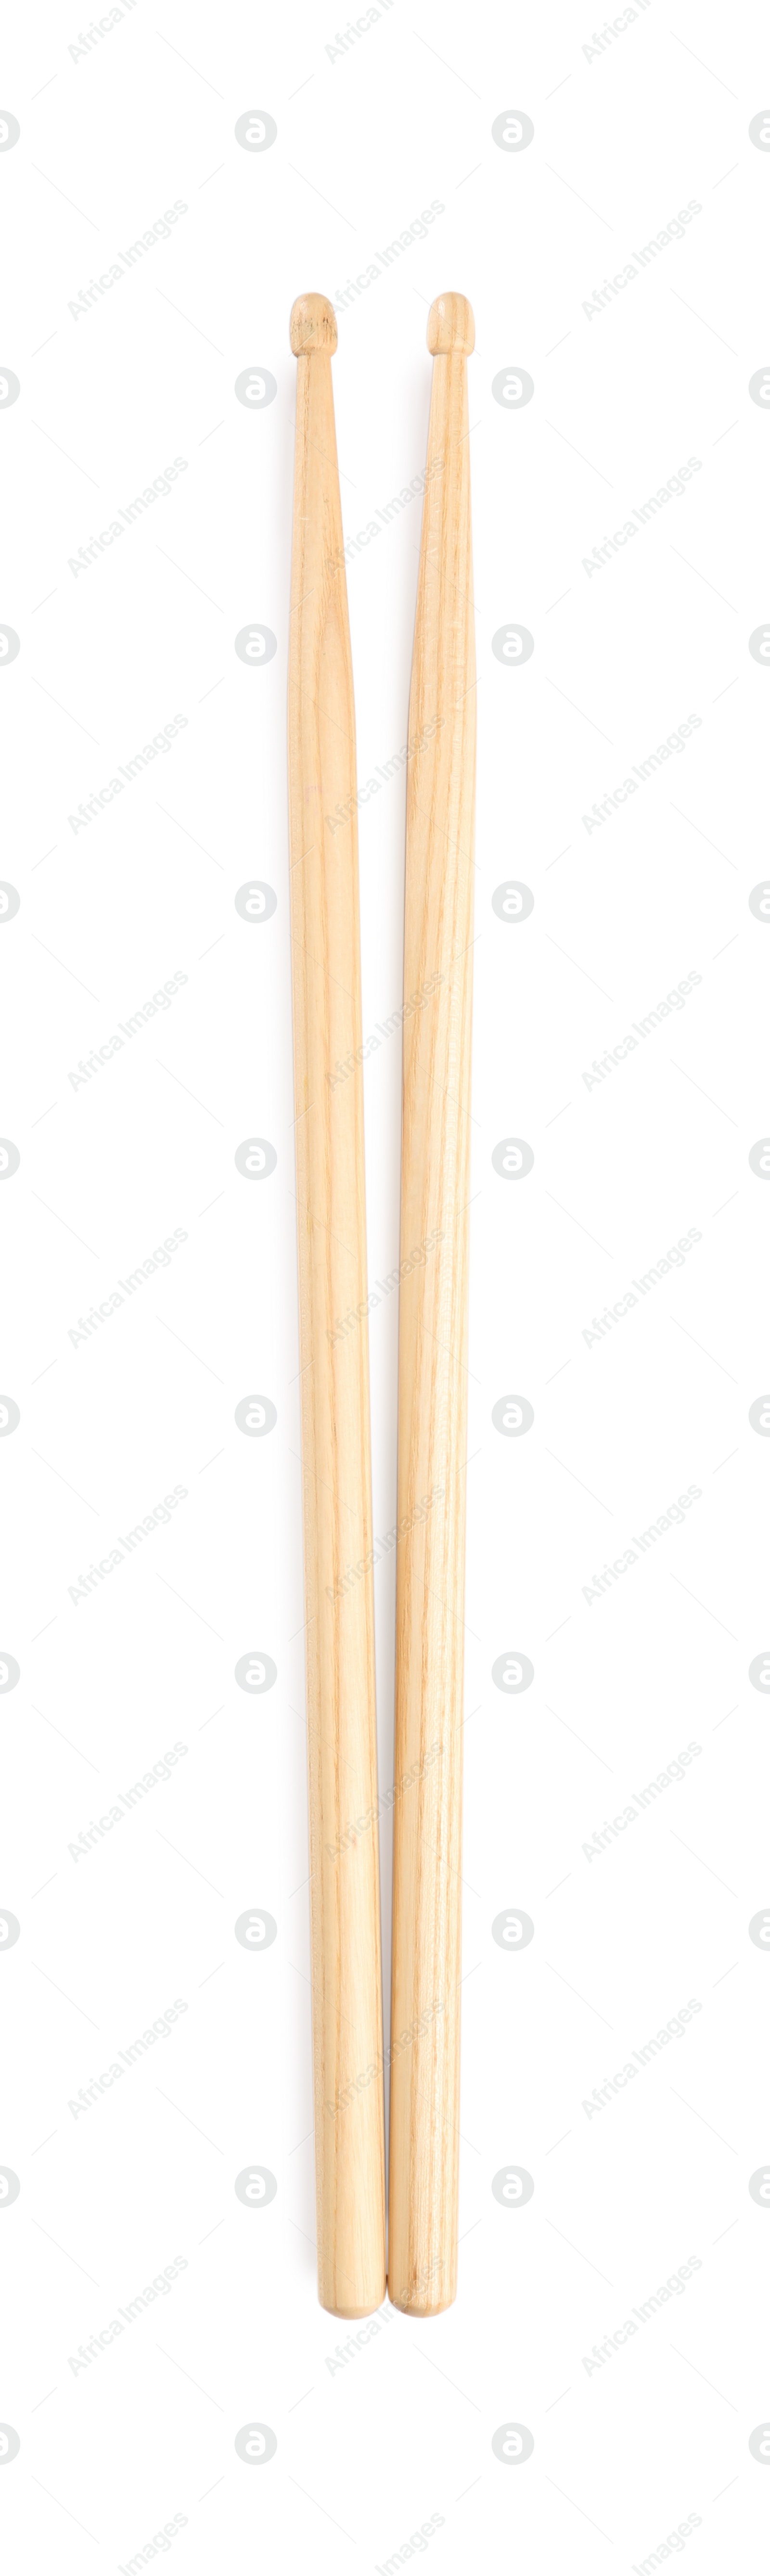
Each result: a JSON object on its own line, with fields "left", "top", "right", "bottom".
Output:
{"left": 388, "top": 293, "right": 476, "bottom": 2316}
{"left": 287, "top": 293, "right": 385, "bottom": 2318}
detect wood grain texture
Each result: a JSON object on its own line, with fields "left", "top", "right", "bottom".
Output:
{"left": 287, "top": 293, "right": 385, "bottom": 2318}
{"left": 388, "top": 293, "right": 476, "bottom": 2317}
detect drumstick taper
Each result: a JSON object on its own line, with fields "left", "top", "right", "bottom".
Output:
{"left": 388, "top": 293, "right": 476, "bottom": 2316}
{"left": 287, "top": 292, "right": 385, "bottom": 2318}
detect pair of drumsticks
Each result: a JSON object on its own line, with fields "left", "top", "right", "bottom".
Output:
{"left": 287, "top": 289, "right": 475, "bottom": 2317}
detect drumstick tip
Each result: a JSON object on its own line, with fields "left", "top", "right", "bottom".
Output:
{"left": 427, "top": 292, "right": 475, "bottom": 356}
{"left": 290, "top": 293, "right": 338, "bottom": 355}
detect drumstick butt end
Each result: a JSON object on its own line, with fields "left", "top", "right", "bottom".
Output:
{"left": 427, "top": 292, "right": 475, "bottom": 355}
{"left": 290, "top": 293, "right": 338, "bottom": 354}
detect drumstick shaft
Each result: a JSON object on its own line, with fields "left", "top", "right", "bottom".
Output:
{"left": 287, "top": 294, "right": 385, "bottom": 2318}
{"left": 388, "top": 294, "right": 476, "bottom": 2316}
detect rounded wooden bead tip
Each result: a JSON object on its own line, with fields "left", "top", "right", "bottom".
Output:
{"left": 290, "top": 293, "right": 338, "bottom": 354}
{"left": 427, "top": 292, "right": 475, "bottom": 355}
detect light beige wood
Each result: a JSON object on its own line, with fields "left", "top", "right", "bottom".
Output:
{"left": 287, "top": 292, "right": 385, "bottom": 2318}
{"left": 388, "top": 292, "right": 476, "bottom": 2316}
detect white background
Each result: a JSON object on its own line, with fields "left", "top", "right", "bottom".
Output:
{"left": 0, "top": 0, "right": 768, "bottom": 2567}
